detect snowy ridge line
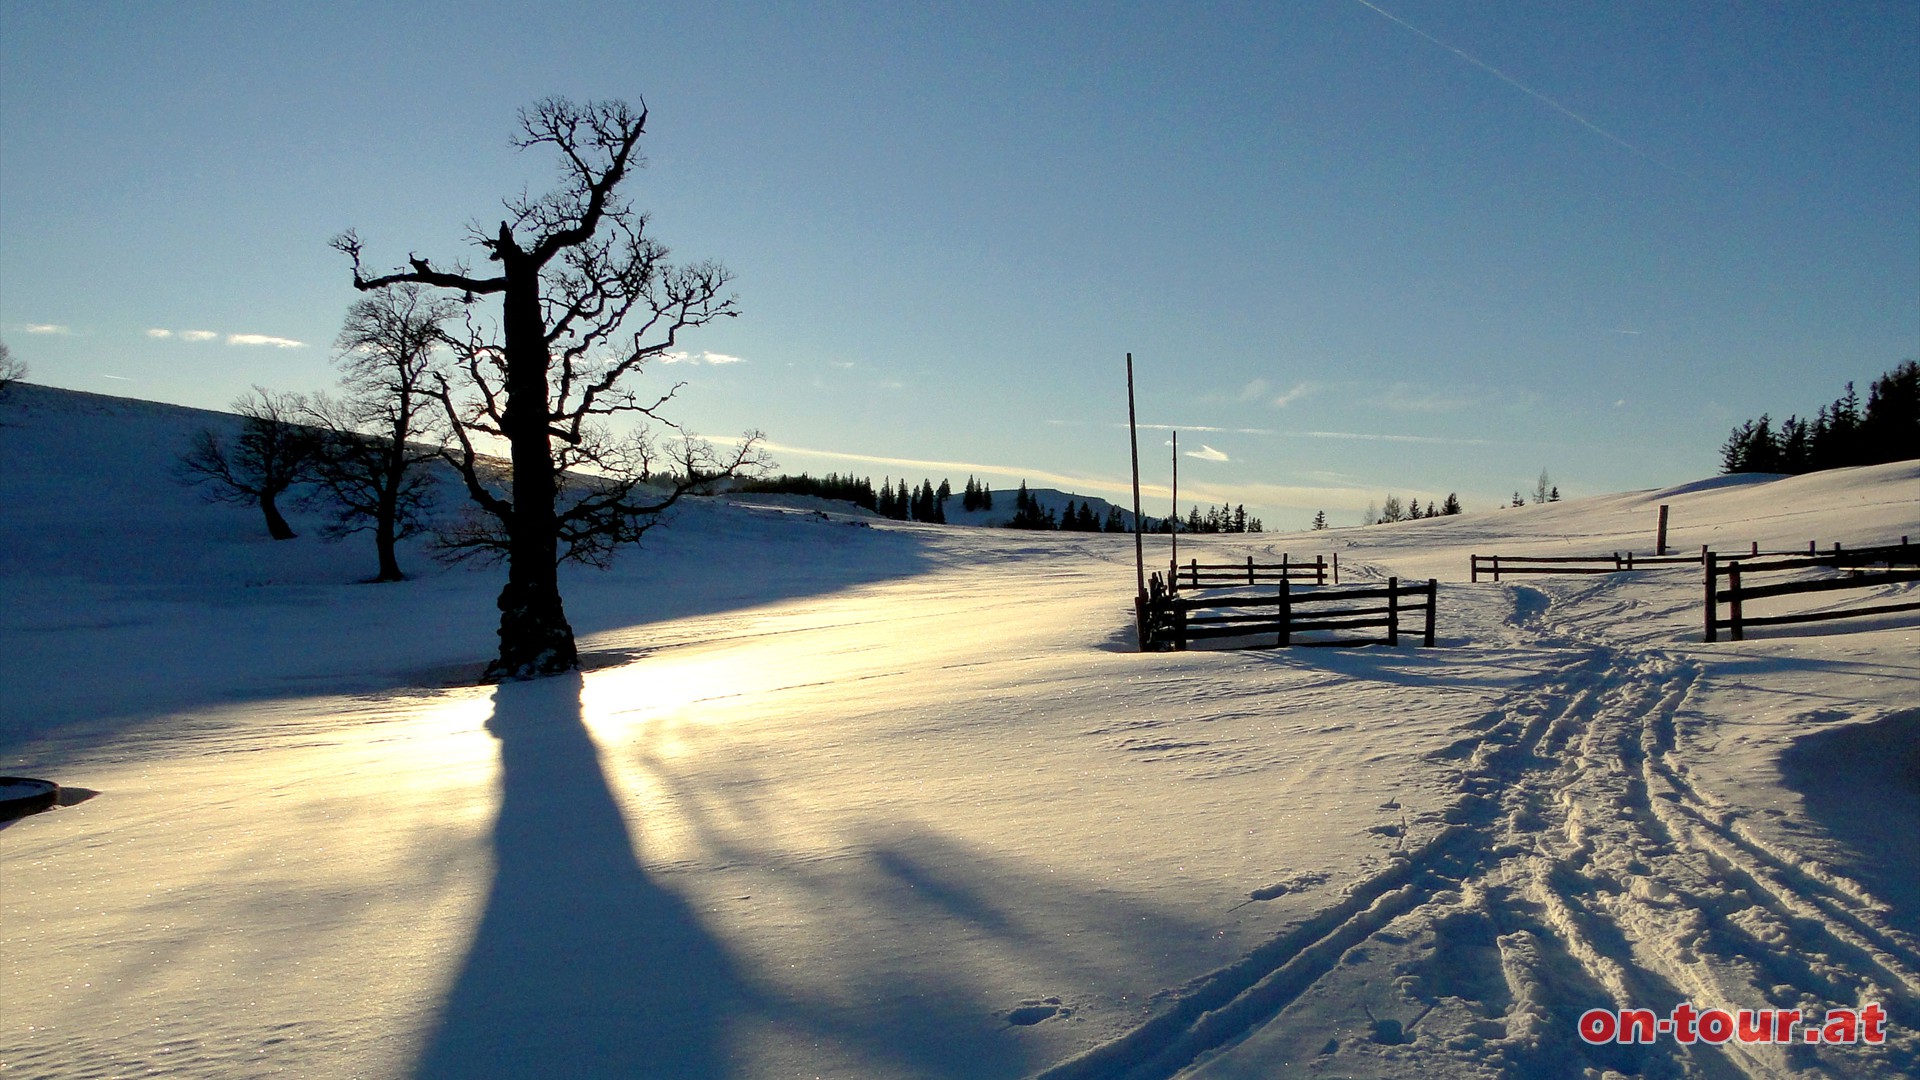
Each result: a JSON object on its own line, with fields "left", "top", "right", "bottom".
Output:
{"left": 1028, "top": 823, "right": 1475, "bottom": 1080}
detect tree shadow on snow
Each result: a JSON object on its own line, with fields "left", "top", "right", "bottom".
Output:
{"left": 413, "top": 675, "right": 751, "bottom": 1079}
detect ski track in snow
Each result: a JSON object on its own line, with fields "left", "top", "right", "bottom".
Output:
{"left": 1036, "top": 579, "right": 1920, "bottom": 1080}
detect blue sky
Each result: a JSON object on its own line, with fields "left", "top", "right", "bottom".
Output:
{"left": 4, "top": 1, "right": 1915, "bottom": 527}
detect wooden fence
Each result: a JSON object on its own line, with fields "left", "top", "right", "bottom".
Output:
{"left": 1704, "top": 540, "right": 1920, "bottom": 642}
{"left": 1470, "top": 551, "right": 1701, "bottom": 582}
{"left": 1169, "top": 553, "right": 1336, "bottom": 590}
{"left": 1139, "top": 574, "right": 1436, "bottom": 651}
{"left": 1470, "top": 537, "right": 1915, "bottom": 583}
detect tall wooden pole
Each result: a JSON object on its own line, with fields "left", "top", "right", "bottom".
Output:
{"left": 1127, "top": 354, "right": 1145, "bottom": 601}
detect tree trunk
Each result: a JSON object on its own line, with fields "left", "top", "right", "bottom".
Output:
{"left": 374, "top": 448, "right": 405, "bottom": 582}
{"left": 483, "top": 262, "right": 576, "bottom": 681}
{"left": 261, "top": 492, "right": 297, "bottom": 540}
{"left": 374, "top": 515, "right": 403, "bottom": 582}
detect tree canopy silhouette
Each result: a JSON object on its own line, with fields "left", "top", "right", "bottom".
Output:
{"left": 335, "top": 97, "right": 767, "bottom": 681}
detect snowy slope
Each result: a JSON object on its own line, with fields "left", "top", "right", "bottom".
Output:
{"left": 2, "top": 387, "right": 1918, "bottom": 1080}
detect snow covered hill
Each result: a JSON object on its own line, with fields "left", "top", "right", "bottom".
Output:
{"left": 2, "top": 386, "right": 1917, "bottom": 1079}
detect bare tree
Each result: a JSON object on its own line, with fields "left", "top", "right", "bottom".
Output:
{"left": 178, "top": 388, "right": 319, "bottom": 540}
{"left": 0, "top": 341, "right": 23, "bottom": 397}
{"left": 334, "top": 97, "right": 768, "bottom": 681}
{"left": 305, "top": 284, "right": 455, "bottom": 581}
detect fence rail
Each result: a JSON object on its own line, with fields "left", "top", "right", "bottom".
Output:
{"left": 1470, "top": 551, "right": 1701, "bottom": 582}
{"left": 1140, "top": 575, "right": 1435, "bottom": 651}
{"left": 1472, "top": 537, "right": 1915, "bottom": 584}
{"left": 1170, "top": 553, "right": 1336, "bottom": 590}
{"left": 1704, "top": 542, "right": 1920, "bottom": 642}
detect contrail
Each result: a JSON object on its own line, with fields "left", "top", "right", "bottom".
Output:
{"left": 1350, "top": 0, "right": 1683, "bottom": 174}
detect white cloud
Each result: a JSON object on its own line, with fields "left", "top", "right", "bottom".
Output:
{"left": 1271, "top": 382, "right": 1315, "bottom": 408}
{"left": 25, "top": 323, "right": 70, "bottom": 334}
{"left": 1185, "top": 444, "right": 1231, "bottom": 462}
{"left": 1237, "top": 378, "right": 1270, "bottom": 403}
{"left": 662, "top": 350, "right": 744, "bottom": 366}
{"left": 146, "top": 328, "right": 173, "bottom": 339}
{"left": 227, "top": 333, "right": 306, "bottom": 348}
{"left": 181, "top": 330, "right": 220, "bottom": 342}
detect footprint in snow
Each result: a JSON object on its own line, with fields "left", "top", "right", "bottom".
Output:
{"left": 1244, "top": 871, "right": 1331, "bottom": 904}
{"left": 1007, "top": 997, "right": 1072, "bottom": 1026}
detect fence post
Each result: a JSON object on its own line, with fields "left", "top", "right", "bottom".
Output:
{"left": 1625, "top": 551, "right": 1634, "bottom": 572}
{"left": 1492, "top": 555, "right": 1501, "bottom": 583}
{"left": 1175, "top": 597, "right": 1189, "bottom": 651}
{"left": 1387, "top": 576, "right": 1400, "bottom": 646}
{"left": 1704, "top": 552, "right": 1718, "bottom": 642}
{"left": 1316, "top": 554, "right": 1326, "bottom": 586}
{"left": 1423, "top": 579, "right": 1436, "bottom": 647}
{"left": 1471, "top": 555, "right": 1479, "bottom": 584}
{"left": 1282, "top": 551, "right": 1290, "bottom": 584}
{"left": 1728, "top": 564, "right": 1745, "bottom": 641}
{"left": 1657, "top": 503, "right": 1670, "bottom": 556}
{"left": 1278, "top": 579, "right": 1291, "bottom": 648}
{"left": 1333, "top": 552, "right": 1340, "bottom": 585}
{"left": 1808, "top": 540, "right": 1815, "bottom": 556}
{"left": 1188, "top": 559, "right": 1198, "bottom": 590}
{"left": 1247, "top": 554, "right": 1256, "bottom": 586}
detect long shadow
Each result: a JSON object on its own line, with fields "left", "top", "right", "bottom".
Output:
{"left": 1777, "top": 708, "right": 1920, "bottom": 940}
{"left": 414, "top": 675, "right": 752, "bottom": 1079}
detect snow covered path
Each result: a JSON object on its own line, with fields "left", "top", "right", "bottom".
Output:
{"left": 1057, "top": 573, "right": 1920, "bottom": 1079}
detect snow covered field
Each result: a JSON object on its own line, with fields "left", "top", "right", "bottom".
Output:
{"left": 3, "top": 385, "right": 1917, "bottom": 1079}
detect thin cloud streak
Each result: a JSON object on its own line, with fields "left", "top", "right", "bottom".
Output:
{"left": 735, "top": 439, "right": 1404, "bottom": 523}
{"left": 1134, "top": 423, "right": 1280, "bottom": 436}
{"left": 1289, "top": 429, "right": 1499, "bottom": 446}
{"left": 745, "top": 438, "right": 1135, "bottom": 497}
{"left": 25, "top": 323, "right": 70, "bottom": 334}
{"left": 227, "top": 333, "right": 306, "bottom": 348}
{"left": 1185, "top": 444, "right": 1231, "bottom": 462}
{"left": 1129, "top": 422, "right": 1499, "bottom": 446}
{"left": 1351, "top": 0, "right": 1686, "bottom": 176}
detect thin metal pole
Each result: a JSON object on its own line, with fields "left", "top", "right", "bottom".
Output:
{"left": 1170, "top": 430, "right": 1179, "bottom": 581}
{"left": 1127, "top": 354, "right": 1145, "bottom": 603}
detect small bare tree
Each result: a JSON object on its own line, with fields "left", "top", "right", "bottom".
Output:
{"left": 178, "top": 389, "right": 319, "bottom": 540}
{"left": 335, "top": 97, "right": 768, "bottom": 680}
{"left": 305, "top": 283, "right": 455, "bottom": 581}
{"left": 0, "top": 341, "right": 23, "bottom": 397}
